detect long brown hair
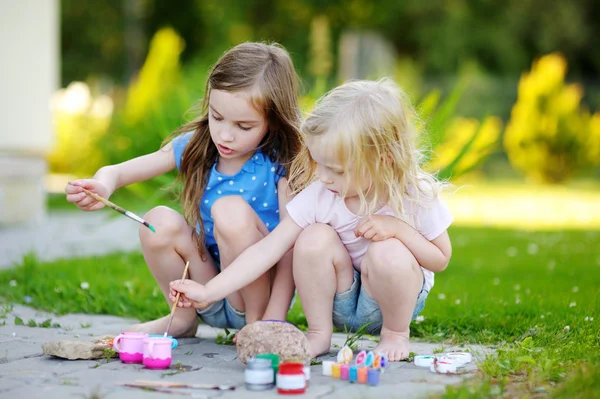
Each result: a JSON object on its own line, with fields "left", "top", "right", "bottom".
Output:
{"left": 166, "top": 42, "right": 302, "bottom": 258}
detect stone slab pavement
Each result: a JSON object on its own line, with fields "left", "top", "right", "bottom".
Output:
{"left": 0, "top": 304, "right": 492, "bottom": 399}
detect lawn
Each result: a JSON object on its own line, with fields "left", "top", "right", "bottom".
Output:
{"left": 1, "top": 225, "right": 598, "bottom": 397}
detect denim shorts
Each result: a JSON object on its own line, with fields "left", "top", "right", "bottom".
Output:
{"left": 196, "top": 298, "right": 247, "bottom": 330}
{"left": 332, "top": 269, "right": 429, "bottom": 334}
{"left": 195, "top": 244, "right": 247, "bottom": 330}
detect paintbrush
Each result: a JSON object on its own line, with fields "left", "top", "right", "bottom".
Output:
{"left": 164, "top": 260, "right": 190, "bottom": 337}
{"left": 116, "top": 383, "right": 210, "bottom": 397}
{"left": 129, "top": 380, "right": 236, "bottom": 391}
{"left": 69, "top": 183, "right": 156, "bottom": 233}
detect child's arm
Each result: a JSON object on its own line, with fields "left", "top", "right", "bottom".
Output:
{"left": 262, "top": 178, "right": 296, "bottom": 321}
{"left": 170, "top": 216, "right": 304, "bottom": 307}
{"left": 355, "top": 215, "right": 452, "bottom": 272}
{"left": 65, "top": 142, "right": 176, "bottom": 211}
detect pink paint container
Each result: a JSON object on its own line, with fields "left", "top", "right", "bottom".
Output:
{"left": 340, "top": 364, "right": 350, "bottom": 380}
{"left": 112, "top": 332, "right": 148, "bottom": 363}
{"left": 142, "top": 337, "right": 172, "bottom": 369}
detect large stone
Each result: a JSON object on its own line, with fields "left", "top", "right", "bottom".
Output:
{"left": 42, "top": 336, "right": 116, "bottom": 360}
{"left": 235, "top": 321, "right": 310, "bottom": 364}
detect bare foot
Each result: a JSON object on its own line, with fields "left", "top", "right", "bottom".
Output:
{"left": 128, "top": 314, "right": 199, "bottom": 338}
{"left": 306, "top": 331, "right": 333, "bottom": 359}
{"left": 373, "top": 327, "right": 410, "bottom": 362}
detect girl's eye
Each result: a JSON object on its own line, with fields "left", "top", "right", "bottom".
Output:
{"left": 238, "top": 125, "right": 252, "bottom": 131}
{"left": 211, "top": 113, "right": 223, "bottom": 121}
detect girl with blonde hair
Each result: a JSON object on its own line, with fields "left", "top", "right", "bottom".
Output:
{"left": 66, "top": 42, "right": 302, "bottom": 337}
{"left": 169, "top": 78, "right": 453, "bottom": 360}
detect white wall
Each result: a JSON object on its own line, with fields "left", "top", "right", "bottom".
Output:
{"left": 0, "top": 0, "right": 59, "bottom": 224}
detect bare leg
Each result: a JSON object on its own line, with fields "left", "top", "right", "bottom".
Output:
{"left": 129, "top": 206, "right": 218, "bottom": 337}
{"left": 293, "top": 224, "right": 354, "bottom": 358}
{"left": 361, "top": 239, "right": 422, "bottom": 361}
{"left": 212, "top": 196, "right": 272, "bottom": 324}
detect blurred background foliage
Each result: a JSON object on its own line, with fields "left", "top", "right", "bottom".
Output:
{"left": 49, "top": 0, "right": 600, "bottom": 198}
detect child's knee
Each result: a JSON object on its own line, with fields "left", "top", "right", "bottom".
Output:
{"left": 140, "top": 206, "right": 185, "bottom": 248}
{"left": 363, "top": 240, "right": 418, "bottom": 278}
{"left": 294, "top": 223, "right": 339, "bottom": 257}
{"left": 212, "top": 196, "right": 256, "bottom": 236}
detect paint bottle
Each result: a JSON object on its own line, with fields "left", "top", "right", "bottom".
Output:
{"left": 256, "top": 353, "right": 280, "bottom": 383}
{"left": 284, "top": 357, "right": 310, "bottom": 386}
{"left": 322, "top": 360, "right": 334, "bottom": 376}
{"left": 357, "top": 367, "right": 368, "bottom": 384}
{"left": 349, "top": 365, "right": 359, "bottom": 383}
{"left": 245, "top": 357, "right": 275, "bottom": 391}
{"left": 367, "top": 368, "right": 381, "bottom": 386}
{"left": 340, "top": 364, "right": 350, "bottom": 380}
{"left": 277, "top": 362, "right": 306, "bottom": 395}
{"left": 332, "top": 363, "right": 341, "bottom": 378}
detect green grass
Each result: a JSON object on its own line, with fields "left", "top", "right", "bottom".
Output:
{"left": 1, "top": 226, "right": 599, "bottom": 397}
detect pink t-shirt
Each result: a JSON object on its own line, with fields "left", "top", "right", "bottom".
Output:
{"left": 286, "top": 181, "right": 453, "bottom": 291}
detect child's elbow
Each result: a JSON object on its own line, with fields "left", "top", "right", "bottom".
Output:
{"left": 436, "top": 253, "right": 452, "bottom": 272}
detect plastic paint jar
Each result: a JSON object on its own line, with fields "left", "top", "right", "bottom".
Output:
{"left": 349, "top": 365, "right": 359, "bottom": 383}
{"left": 357, "top": 367, "right": 368, "bottom": 384}
{"left": 245, "top": 357, "right": 275, "bottom": 391}
{"left": 332, "top": 363, "right": 341, "bottom": 378}
{"left": 367, "top": 368, "right": 381, "bottom": 386}
{"left": 322, "top": 360, "right": 334, "bottom": 376}
{"left": 277, "top": 362, "right": 306, "bottom": 395}
{"left": 256, "top": 353, "right": 280, "bottom": 382}
{"left": 340, "top": 364, "right": 350, "bottom": 380}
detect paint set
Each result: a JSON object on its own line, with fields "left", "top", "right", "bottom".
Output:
{"left": 414, "top": 352, "right": 473, "bottom": 374}
{"left": 320, "top": 346, "right": 388, "bottom": 386}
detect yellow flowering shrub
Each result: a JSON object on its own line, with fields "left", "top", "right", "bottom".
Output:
{"left": 504, "top": 53, "right": 600, "bottom": 183}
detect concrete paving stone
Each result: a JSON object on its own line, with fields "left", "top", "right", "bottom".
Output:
{"left": 0, "top": 211, "right": 494, "bottom": 398}
{"left": 0, "top": 304, "right": 493, "bottom": 398}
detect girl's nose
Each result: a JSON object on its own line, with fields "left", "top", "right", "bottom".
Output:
{"left": 221, "top": 129, "right": 235, "bottom": 142}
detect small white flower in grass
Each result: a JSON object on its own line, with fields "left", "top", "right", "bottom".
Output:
{"left": 80, "top": 282, "right": 89, "bottom": 290}
{"left": 9, "top": 280, "right": 17, "bottom": 287}
{"left": 515, "top": 296, "right": 521, "bottom": 304}
{"left": 572, "top": 286, "right": 579, "bottom": 293}
{"left": 54, "top": 287, "right": 61, "bottom": 293}
{"left": 569, "top": 302, "right": 576, "bottom": 308}
{"left": 514, "top": 284, "right": 521, "bottom": 291}
{"left": 493, "top": 278, "right": 500, "bottom": 286}
{"left": 507, "top": 247, "right": 518, "bottom": 257}
{"left": 455, "top": 299, "right": 461, "bottom": 305}
{"left": 437, "top": 293, "right": 446, "bottom": 300}
{"left": 584, "top": 317, "right": 593, "bottom": 322}
{"left": 563, "top": 325, "right": 570, "bottom": 332}
{"left": 540, "top": 315, "right": 545, "bottom": 319}
{"left": 124, "top": 281, "right": 133, "bottom": 289}
{"left": 527, "top": 243, "right": 539, "bottom": 255}
{"left": 415, "top": 315, "right": 425, "bottom": 324}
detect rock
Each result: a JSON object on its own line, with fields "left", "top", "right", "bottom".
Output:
{"left": 42, "top": 336, "right": 115, "bottom": 360}
{"left": 235, "top": 321, "right": 310, "bottom": 364}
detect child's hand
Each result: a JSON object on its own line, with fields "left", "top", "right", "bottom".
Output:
{"left": 355, "top": 215, "right": 401, "bottom": 241}
{"left": 65, "top": 179, "right": 109, "bottom": 211}
{"left": 169, "top": 279, "right": 212, "bottom": 309}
